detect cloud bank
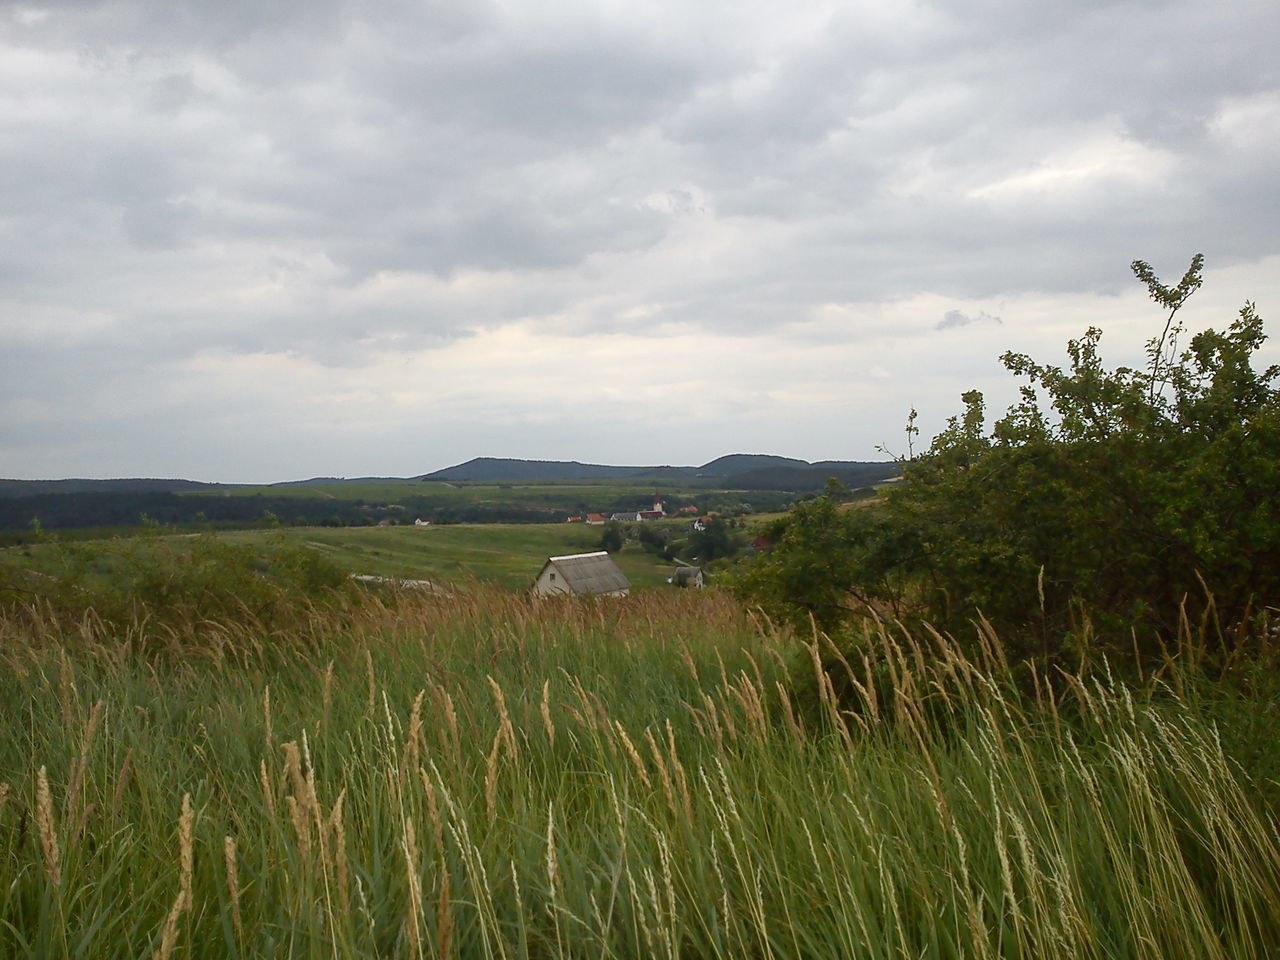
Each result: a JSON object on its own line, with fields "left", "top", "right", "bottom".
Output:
{"left": 2, "top": 0, "right": 1278, "bottom": 480}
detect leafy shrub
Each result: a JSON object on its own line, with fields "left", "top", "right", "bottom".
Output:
{"left": 734, "top": 255, "right": 1280, "bottom": 672}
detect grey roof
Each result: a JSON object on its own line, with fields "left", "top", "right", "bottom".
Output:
{"left": 542, "top": 551, "right": 630, "bottom": 595}
{"left": 673, "top": 566, "right": 703, "bottom": 583}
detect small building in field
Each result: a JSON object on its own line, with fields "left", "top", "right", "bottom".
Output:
{"left": 585, "top": 513, "right": 607, "bottom": 525}
{"left": 413, "top": 518, "right": 433, "bottom": 526}
{"left": 671, "top": 566, "right": 705, "bottom": 589}
{"left": 638, "top": 510, "right": 664, "bottom": 521}
{"left": 611, "top": 511, "right": 641, "bottom": 523}
{"left": 531, "top": 551, "right": 631, "bottom": 598}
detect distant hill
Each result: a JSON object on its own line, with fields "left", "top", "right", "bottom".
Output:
{"left": 421, "top": 458, "right": 691, "bottom": 482}
{"left": 696, "top": 454, "right": 809, "bottom": 476}
{"left": 0, "top": 478, "right": 231, "bottom": 497}
{"left": 269, "top": 477, "right": 412, "bottom": 487}
{"left": 419, "top": 454, "right": 899, "bottom": 485}
{"left": 2, "top": 455, "right": 902, "bottom": 498}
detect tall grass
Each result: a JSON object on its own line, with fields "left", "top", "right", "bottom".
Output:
{"left": 1, "top": 587, "right": 1277, "bottom": 958}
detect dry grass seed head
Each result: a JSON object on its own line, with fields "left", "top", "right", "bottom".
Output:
{"left": 287, "top": 796, "right": 311, "bottom": 859}
{"left": 430, "top": 682, "right": 461, "bottom": 763}
{"left": 178, "top": 793, "right": 194, "bottom": 909}
{"left": 614, "top": 722, "right": 652, "bottom": 789}
{"left": 262, "top": 685, "right": 273, "bottom": 758}
{"left": 259, "top": 758, "right": 276, "bottom": 819}
{"left": 540, "top": 679, "right": 555, "bottom": 748}
{"left": 418, "top": 767, "right": 445, "bottom": 853}
{"left": 36, "top": 765, "right": 60, "bottom": 890}
{"left": 487, "top": 675, "right": 517, "bottom": 757}
{"left": 645, "top": 728, "right": 677, "bottom": 816}
{"left": 321, "top": 659, "right": 335, "bottom": 731}
{"left": 327, "top": 789, "right": 350, "bottom": 911}
{"left": 154, "top": 794, "right": 195, "bottom": 960}
{"left": 484, "top": 730, "right": 502, "bottom": 821}
{"left": 224, "top": 836, "right": 242, "bottom": 940}
{"left": 404, "top": 690, "right": 425, "bottom": 772}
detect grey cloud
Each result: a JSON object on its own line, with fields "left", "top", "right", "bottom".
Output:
{"left": 938, "top": 309, "right": 1002, "bottom": 331}
{"left": 3, "top": 0, "right": 1279, "bottom": 479}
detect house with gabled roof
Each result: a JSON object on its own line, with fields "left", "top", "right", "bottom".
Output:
{"left": 531, "top": 551, "right": 630, "bottom": 598}
{"left": 671, "top": 566, "right": 705, "bottom": 589}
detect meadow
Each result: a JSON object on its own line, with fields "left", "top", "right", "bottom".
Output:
{"left": 1, "top": 561, "right": 1278, "bottom": 959}
{"left": 0, "top": 522, "right": 689, "bottom": 593}
{"left": 235, "top": 523, "right": 683, "bottom": 590}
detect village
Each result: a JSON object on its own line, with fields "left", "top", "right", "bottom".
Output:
{"left": 562, "top": 493, "right": 706, "bottom": 528}
{"left": 385, "top": 494, "right": 734, "bottom": 598}
{"left": 534, "top": 494, "right": 717, "bottom": 598}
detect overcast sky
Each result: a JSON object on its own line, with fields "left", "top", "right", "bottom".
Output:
{"left": 2, "top": 0, "right": 1277, "bottom": 482}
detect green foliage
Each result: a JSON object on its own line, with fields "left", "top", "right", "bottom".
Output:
{"left": 1, "top": 534, "right": 352, "bottom": 639}
{"left": 2, "top": 592, "right": 1278, "bottom": 958}
{"left": 635, "top": 521, "right": 669, "bottom": 555}
{"left": 735, "top": 255, "right": 1280, "bottom": 668}
{"left": 597, "top": 521, "right": 625, "bottom": 553}
{"left": 683, "top": 517, "right": 741, "bottom": 563}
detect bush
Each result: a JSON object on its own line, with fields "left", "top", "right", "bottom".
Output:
{"left": 734, "top": 255, "right": 1280, "bottom": 671}
{"left": 598, "top": 521, "right": 624, "bottom": 553}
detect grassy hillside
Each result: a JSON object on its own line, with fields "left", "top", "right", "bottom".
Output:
{"left": 1, "top": 583, "right": 1277, "bottom": 959}
{"left": 0, "top": 522, "right": 690, "bottom": 593}
{"left": 228, "top": 524, "right": 680, "bottom": 589}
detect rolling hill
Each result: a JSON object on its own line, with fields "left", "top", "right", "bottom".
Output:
{"left": 419, "top": 454, "right": 898, "bottom": 483}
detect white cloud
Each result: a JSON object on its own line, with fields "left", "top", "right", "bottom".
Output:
{"left": 967, "top": 131, "right": 1176, "bottom": 201}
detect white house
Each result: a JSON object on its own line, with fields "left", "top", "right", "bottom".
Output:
{"left": 531, "top": 551, "right": 631, "bottom": 598}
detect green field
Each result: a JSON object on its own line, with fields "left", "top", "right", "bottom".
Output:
{"left": 2, "top": 580, "right": 1278, "bottom": 959}
{"left": 227, "top": 523, "right": 686, "bottom": 589}
{"left": 0, "top": 521, "right": 702, "bottom": 593}
{"left": 2, "top": 513, "right": 1279, "bottom": 959}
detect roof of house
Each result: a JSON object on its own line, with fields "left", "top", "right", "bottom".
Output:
{"left": 673, "top": 566, "right": 703, "bottom": 582}
{"left": 540, "top": 551, "right": 631, "bottom": 595}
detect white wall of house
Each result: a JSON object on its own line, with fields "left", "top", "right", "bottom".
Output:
{"left": 531, "top": 563, "right": 571, "bottom": 597}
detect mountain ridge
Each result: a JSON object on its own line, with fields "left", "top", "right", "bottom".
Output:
{"left": 2, "top": 454, "right": 901, "bottom": 495}
{"left": 420, "top": 454, "right": 899, "bottom": 484}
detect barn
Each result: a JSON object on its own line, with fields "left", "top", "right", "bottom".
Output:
{"left": 671, "top": 566, "right": 705, "bottom": 589}
{"left": 531, "top": 551, "right": 631, "bottom": 598}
